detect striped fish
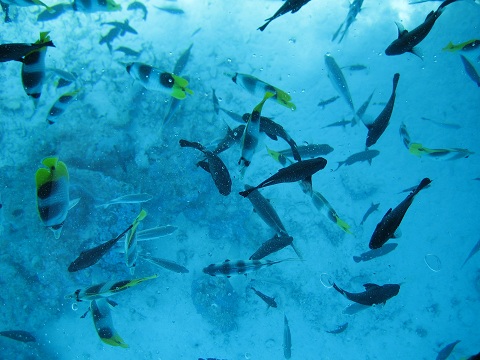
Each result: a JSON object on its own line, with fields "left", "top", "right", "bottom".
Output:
{"left": 91, "top": 299, "right": 128, "bottom": 348}
{"left": 203, "top": 258, "right": 297, "bottom": 277}
{"left": 46, "top": 89, "right": 81, "bottom": 125}
{"left": 124, "top": 209, "right": 147, "bottom": 274}
{"left": 72, "top": 0, "right": 121, "bottom": 12}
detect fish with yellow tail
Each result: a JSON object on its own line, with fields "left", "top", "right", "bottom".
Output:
{"left": 126, "top": 62, "right": 193, "bottom": 100}
{"left": 35, "top": 157, "right": 78, "bottom": 239}
{"left": 409, "top": 143, "right": 473, "bottom": 159}
{"left": 72, "top": 0, "right": 120, "bottom": 12}
{"left": 91, "top": 299, "right": 128, "bottom": 348}
{"left": 443, "top": 39, "right": 480, "bottom": 52}
{"left": 203, "top": 258, "right": 299, "bottom": 277}
{"left": 124, "top": 209, "right": 147, "bottom": 274}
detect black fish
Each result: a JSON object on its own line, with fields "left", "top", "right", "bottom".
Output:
{"left": 114, "top": 46, "right": 142, "bottom": 57}
{"left": 332, "top": 0, "right": 364, "bottom": 43}
{"left": 365, "top": 73, "right": 400, "bottom": 147}
{"left": 333, "top": 282, "right": 400, "bottom": 306}
{"left": 0, "top": 330, "right": 36, "bottom": 343}
{"left": 179, "top": 139, "right": 232, "bottom": 196}
{"left": 355, "top": 91, "right": 374, "bottom": 121}
{"left": 37, "top": 3, "right": 71, "bottom": 21}
{"left": 0, "top": 40, "right": 55, "bottom": 63}
{"left": 127, "top": 1, "right": 147, "bottom": 20}
{"left": 385, "top": 0, "right": 459, "bottom": 57}
{"left": 173, "top": 43, "right": 193, "bottom": 75}
{"left": 242, "top": 113, "right": 301, "bottom": 161}
{"left": 317, "top": 95, "right": 340, "bottom": 109}
{"left": 336, "top": 149, "right": 379, "bottom": 170}
{"left": 258, "top": 0, "right": 312, "bottom": 31}
{"left": 102, "top": 19, "right": 138, "bottom": 36}
{"left": 369, "top": 178, "right": 431, "bottom": 249}
{"left": 353, "top": 243, "right": 398, "bottom": 263}
{"left": 278, "top": 144, "right": 334, "bottom": 158}
{"left": 323, "top": 119, "right": 352, "bottom": 128}
{"left": 325, "top": 322, "right": 348, "bottom": 334}
{"left": 436, "top": 340, "right": 461, "bottom": 360}
{"left": 211, "top": 125, "right": 245, "bottom": 155}
{"left": 239, "top": 157, "right": 327, "bottom": 198}
{"left": 99, "top": 27, "right": 121, "bottom": 52}
{"left": 249, "top": 234, "right": 294, "bottom": 260}
{"left": 360, "top": 202, "right": 380, "bottom": 225}
{"left": 250, "top": 286, "right": 277, "bottom": 309}
{"left": 283, "top": 314, "right": 292, "bottom": 359}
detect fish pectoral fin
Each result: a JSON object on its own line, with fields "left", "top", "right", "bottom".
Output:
{"left": 410, "top": 47, "right": 424, "bottom": 60}
{"left": 393, "top": 229, "right": 402, "bottom": 238}
{"left": 68, "top": 198, "right": 81, "bottom": 210}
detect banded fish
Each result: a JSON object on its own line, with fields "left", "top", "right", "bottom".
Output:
{"left": 325, "top": 322, "right": 348, "bottom": 334}
{"left": 332, "top": 0, "right": 364, "bottom": 43}
{"left": 65, "top": 274, "right": 158, "bottom": 302}
{"left": 277, "top": 144, "right": 334, "bottom": 158}
{"left": 333, "top": 282, "right": 400, "bottom": 306}
{"left": 436, "top": 340, "right": 461, "bottom": 360}
{"left": 124, "top": 209, "right": 147, "bottom": 274}
{"left": 127, "top": 1, "right": 147, "bottom": 20}
{"left": 283, "top": 314, "right": 292, "bottom": 359}
{"left": 126, "top": 62, "right": 193, "bottom": 99}
{"left": 228, "top": 72, "right": 296, "bottom": 110}
{"left": 369, "top": 178, "right": 431, "bottom": 249}
{"left": 461, "top": 238, "right": 480, "bottom": 268}
{"left": 48, "top": 68, "right": 78, "bottom": 89}
{"left": 203, "top": 258, "right": 297, "bottom": 277}
{"left": 46, "top": 89, "right": 81, "bottom": 125}
{"left": 0, "top": 36, "right": 55, "bottom": 63}
{"left": 353, "top": 243, "right": 398, "bottom": 263}
{"left": 249, "top": 233, "right": 294, "bottom": 260}
{"left": 460, "top": 54, "right": 480, "bottom": 87}
{"left": 258, "top": 0, "right": 312, "bottom": 32}
{"left": 0, "top": 330, "right": 36, "bottom": 343}
{"left": 95, "top": 193, "right": 153, "bottom": 208}
{"left": 336, "top": 150, "right": 380, "bottom": 170}
{"left": 139, "top": 254, "right": 189, "bottom": 273}
{"left": 1, "top": 0, "right": 50, "bottom": 9}
{"left": 219, "top": 107, "right": 245, "bottom": 124}
{"left": 238, "top": 92, "right": 275, "bottom": 174}
{"left": 385, "top": 0, "right": 459, "bottom": 57}
{"left": 325, "top": 53, "right": 355, "bottom": 113}
{"left": 443, "top": 39, "right": 480, "bottom": 52}
{"left": 250, "top": 286, "right": 277, "bottom": 309}
{"left": 179, "top": 139, "right": 232, "bottom": 196}
{"left": 360, "top": 202, "right": 380, "bottom": 225}
{"left": 239, "top": 157, "right": 328, "bottom": 198}
{"left": 91, "top": 299, "right": 128, "bottom": 348}
{"left": 365, "top": 73, "right": 400, "bottom": 147}
{"left": 317, "top": 95, "right": 339, "bottom": 109}
{"left": 310, "top": 190, "right": 352, "bottom": 234}
{"left": 72, "top": 0, "right": 121, "bottom": 12}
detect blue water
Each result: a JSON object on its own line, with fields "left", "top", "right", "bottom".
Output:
{"left": 1, "top": 0, "right": 479, "bottom": 359}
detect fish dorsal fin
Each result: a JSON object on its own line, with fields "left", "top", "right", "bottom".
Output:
{"left": 363, "top": 283, "right": 380, "bottom": 291}
{"left": 395, "top": 22, "right": 407, "bottom": 38}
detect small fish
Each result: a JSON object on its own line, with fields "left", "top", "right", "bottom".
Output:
{"left": 211, "top": 125, "right": 245, "bottom": 155}
{"left": 353, "top": 243, "right": 398, "bottom": 263}
{"left": 369, "top": 178, "right": 431, "bottom": 249}
{"left": 102, "top": 19, "right": 137, "bottom": 36}
{"left": 409, "top": 143, "right": 474, "bottom": 159}
{"left": 461, "top": 238, "right": 480, "bottom": 268}
{"left": 399, "top": 122, "right": 412, "bottom": 149}
{"left": 99, "top": 27, "right": 121, "bottom": 51}
{"left": 258, "top": 0, "right": 312, "bottom": 32}
{"left": 96, "top": 193, "right": 153, "bottom": 209}
{"left": 310, "top": 190, "right": 352, "bottom": 234}
{"left": 443, "top": 39, "right": 480, "bottom": 52}
{"left": 126, "top": 62, "right": 193, "bottom": 100}
{"left": 65, "top": 274, "right": 158, "bottom": 302}
{"left": 2, "top": 0, "right": 50, "bottom": 8}
{"left": 277, "top": 144, "right": 334, "bottom": 158}
{"left": 365, "top": 73, "right": 400, "bottom": 147}
{"left": 212, "top": 88, "right": 220, "bottom": 114}
{"left": 460, "top": 54, "right": 480, "bottom": 87}
{"left": 203, "top": 258, "right": 297, "bottom": 277}
{"left": 124, "top": 209, "right": 147, "bottom": 274}
{"left": 355, "top": 91, "right": 374, "bottom": 122}
{"left": 317, "top": 95, "right": 340, "bottom": 109}
{"left": 342, "top": 64, "right": 367, "bottom": 71}
{"left": 420, "top": 117, "right": 461, "bottom": 130}
{"left": 140, "top": 254, "right": 189, "bottom": 273}
{"left": 156, "top": 5, "right": 184, "bottom": 14}
{"left": 436, "top": 340, "right": 461, "bottom": 360}
{"left": 333, "top": 282, "right": 401, "bottom": 306}
{"left": 1, "top": 0, "right": 11, "bottom": 22}
{"left": 250, "top": 286, "right": 277, "bottom": 309}
{"left": 48, "top": 68, "right": 78, "bottom": 88}
{"left": 325, "top": 53, "right": 355, "bottom": 113}
{"left": 360, "top": 202, "right": 380, "bottom": 225}
{"left": 283, "top": 314, "right": 292, "bottom": 359}
{"left": 250, "top": 233, "right": 294, "bottom": 260}
{"left": 127, "top": 1, "right": 147, "bottom": 20}
{"left": 336, "top": 150, "right": 380, "bottom": 171}
{"left": 385, "top": 0, "right": 459, "bottom": 57}
{"left": 46, "top": 89, "right": 81, "bottom": 125}
{"left": 0, "top": 37, "right": 55, "bottom": 63}
{"left": 91, "top": 299, "right": 128, "bottom": 348}
{"left": 0, "top": 330, "right": 36, "bottom": 343}
{"left": 179, "top": 139, "right": 232, "bottom": 196}
{"left": 325, "top": 322, "right": 348, "bottom": 334}
{"left": 72, "top": 0, "right": 121, "bottom": 12}
{"left": 137, "top": 225, "right": 177, "bottom": 240}
{"left": 323, "top": 119, "right": 352, "bottom": 128}
{"left": 239, "top": 157, "right": 328, "bottom": 198}
{"left": 172, "top": 43, "right": 193, "bottom": 75}
{"left": 37, "top": 3, "right": 71, "bottom": 21}
{"left": 332, "top": 0, "right": 364, "bottom": 43}
{"left": 114, "top": 46, "right": 141, "bottom": 57}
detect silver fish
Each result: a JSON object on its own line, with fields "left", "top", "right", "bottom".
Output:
{"left": 137, "top": 225, "right": 178, "bottom": 240}
{"left": 95, "top": 193, "right": 153, "bottom": 208}
{"left": 325, "top": 53, "right": 354, "bottom": 112}
{"left": 140, "top": 254, "right": 189, "bottom": 273}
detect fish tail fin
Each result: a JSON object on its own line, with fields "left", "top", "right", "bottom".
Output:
{"left": 412, "top": 178, "right": 432, "bottom": 196}
{"left": 438, "top": 0, "right": 458, "bottom": 13}
{"left": 335, "top": 162, "right": 344, "bottom": 171}
{"left": 332, "top": 283, "right": 345, "bottom": 296}
{"left": 258, "top": 20, "right": 271, "bottom": 32}
{"left": 239, "top": 187, "right": 255, "bottom": 198}
{"left": 179, "top": 139, "right": 204, "bottom": 152}
{"left": 353, "top": 256, "right": 362, "bottom": 263}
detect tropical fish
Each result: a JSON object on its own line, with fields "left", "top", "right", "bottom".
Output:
{"left": 332, "top": 0, "right": 364, "bottom": 43}
{"left": 219, "top": 107, "right": 245, "bottom": 124}
{"left": 258, "top": 0, "right": 312, "bottom": 32}
{"left": 156, "top": 5, "right": 183, "bottom": 14}
{"left": 325, "top": 53, "right": 355, "bottom": 113}
{"left": 355, "top": 91, "right": 374, "bottom": 122}
{"left": 95, "top": 193, "right": 153, "bottom": 208}
{"left": 1, "top": 0, "right": 50, "bottom": 10}
{"left": 48, "top": 68, "right": 78, "bottom": 88}
{"left": 137, "top": 225, "right": 177, "bottom": 240}
{"left": 114, "top": 46, "right": 142, "bottom": 57}
{"left": 37, "top": 3, "right": 71, "bottom": 21}
{"left": 65, "top": 274, "right": 158, "bottom": 302}
{"left": 90, "top": 299, "right": 128, "bottom": 348}
{"left": 102, "top": 19, "right": 137, "bottom": 36}
{"left": 409, "top": 143, "right": 474, "bottom": 159}
{"left": 250, "top": 234, "right": 295, "bottom": 260}
{"left": 179, "top": 139, "right": 232, "bottom": 196}
{"left": 283, "top": 314, "right": 292, "bottom": 359}
{"left": 228, "top": 72, "right": 296, "bottom": 110}
{"left": 1, "top": 37, "right": 55, "bottom": 63}
{"left": 124, "top": 209, "right": 147, "bottom": 274}
{"left": 443, "top": 39, "right": 480, "bottom": 52}
{"left": 342, "top": 64, "right": 367, "bottom": 71}
{"left": 317, "top": 95, "right": 340, "bottom": 109}
{"left": 0, "top": 330, "right": 36, "bottom": 343}
{"left": 239, "top": 157, "right": 328, "bottom": 198}
{"left": 250, "top": 286, "right": 277, "bottom": 309}
{"left": 211, "top": 125, "right": 245, "bottom": 155}
{"left": 325, "top": 322, "right": 348, "bottom": 334}
{"left": 72, "top": 0, "right": 120, "bottom": 12}
{"left": 436, "top": 340, "right": 461, "bottom": 360}
{"left": 365, "top": 73, "right": 400, "bottom": 147}
{"left": 420, "top": 117, "right": 461, "bottom": 130}
{"left": 277, "top": 144, "right": 334, "bottom": 158}
{"left": 266, "top": 146, "right": 290, "bottom": 166}
{"left": 35, "top": 157, "right": 75, "bottom": 239}
{"left": 68, "top": 211, "right": 146, "bottom": 272}
{"left": 385, "top": 0, "right": 459, "bottom": 57}
{"left": 21, "top": 31, "right": 52, "bottom": 106}
{"left": 126, "top": 62, "right": 193, "bottom": 100}
{"left": 99, "top": 27, "right": 121, "bottom": 52}
{"left": 212, "top": 88, "right": 220, "bottom": 114}
{"left": 203, "top": 258, "right": 297, "bottom": 277}
{"left": 353, "top": 243, "right": 398, "bottom": 263}
{"left": 310, "top": 190, "right": 352, "bottom": 234}
{"left": 127, "top": 1, "right": 147, "bottom": 20}
{"left": 139, "top": 254, "right": 189, "bottom": 273}
{"left": 46, "top": 89, "right": 81, "bottom": 125}
{"left": 369, "top": 178, "right": 431, "bottom": 249}
{"left": 238, "top": 92, "right": 275, "bottom": 173}
{"left": 360, "top": 202, "right": 380, "bottom": 225}
{"left": 459, "top": 54, "right": 480, "bottom": 87}
{"left": 322, "top": 119, "right": 352, "bottom": 128}
{"left": 333, "top": 282, "right": 400, "bottom": 306}
{"left": 461, "top": 238, "right": 480, "bottom": 268}
{"left": 399, "top": 122, "right": 412, "bottom": 149}
{"left": 336, "top": 150, "right": 380, "bottom": 170}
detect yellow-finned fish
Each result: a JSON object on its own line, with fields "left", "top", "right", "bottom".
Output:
{"left": 409, "top": 143, "right": 474, "bottom": 159}
{"left": 126, "top": 62, "right": 193, "bottom": 100}
{"left": 91, "top": 299, "right": 128, "bottom": 348}
{"left": 442, "top": 39, "right": 480, "bottom": 52}
{"left": 72, "top": 0, "right": 120, "bottom": 12}
{"left": 124, "top": 209, "right": 147, "bottom": 274}
{"left": 46, "top": 89, "right": 81, "bottom": 125}
{"left": 227, "top": 72, "right": 296, "bottom": 110}
{"left": 2, "top": 0, "right": 51, "bottom": 9}
{"left": 35, "top": 157, "right": 75, "bottom": 239}
{"left": 311, "top": 190, "right": 352, "bottom": 234}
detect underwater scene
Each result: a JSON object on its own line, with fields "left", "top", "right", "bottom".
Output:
{"left": 1, "top": 0, "right": 480, "bottom": 359}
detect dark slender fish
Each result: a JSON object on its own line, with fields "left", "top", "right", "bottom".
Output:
{"left": 323, "top": 119, "right": 352, "bottom": 128}
{"left": 219, "top": 107, "right": 245, "bottom": 123}
{"left": 459, "top": 54, "right": 480, "bottom": 87}
{"left": 278, "top": 144, "right": 334, "bottom": 158}
{"left": 249, "top": 234, "right": 294, "bottom": 260}
{"left": 37, "top": 3, "right": 71, "bottom": 21}
{"left": 114, "top": 46, "right": 141, "bottom": 57}
{"left": 369, "top": 178, "right": 431, "bottom": 249}
{"left": 212, "top": 88, "right": 220, "bottom": 114}
{"left": 436, "top": 340, "right": 461, "bottom": 360}
{"left": 325, "top": 322, "right": 348, "bottom": 334}
{"left": 385, "top": 0, "right": 459, "bottom": 57}
{"left": 365, "top": 73, "right": 400, "bottom": 147}
{"left": 1, "top": 1, "right": 11, "bottom": 23}
{"left": 239, "top": 157, "right": 328, "bottom": 198}
{"left": 360, "top": 202, "right": 380, "bottom": 225}
{"left": 250, "top": 286, "right": 277, "bottom": 308}
{"left": 353, "top": 243, "right": 398, "bottom": 263}
{"left": 283, "top": 314, "right": 292, "bottom": 359}
{"left": 102, "top": 19, "right": 137, "bottom": 36}
{"left": 179, "top": 139, "right": 232, "bottom": 196}
{"left": 156, "top": 6, "right": 184, "bottom": 14}
{"left": 0, "top": 330, "right": 36, "bottom": 343}
{"left": 333, "top": 283, "right": 400, "bottom": 306}
{"left": 317, "top": 95, "right": 339, "bottom": 109}
{"left": 355, "top": 91, "right": 374, "bottom": 121}
{"left": 342, "top": 64, "right": 367, "bottom": 71}
{"left": 173, "top": 43, "right": 193, "bottom": 75}
{"left": 0, "top": 40, "right": 55, "bottom": 63}
{"left": 211, "top": 125, "right": 245, "bottom": 155}
{"left": 336, "top": 150, "right": 380, "bottom": 170}
{"left": 258, "top": 0, "right": 312, "bottom": 31}
{"left": 127, "top": 1, "right": 147, "bottom": 20}
{"left": 461, "top": 238, "right": 480, "bottom": 268}
{"left": 140, "top": 254, "right": 189, "bottom": 273}
{"left": 332, "top": 0, "right": 364, "bottom": 43}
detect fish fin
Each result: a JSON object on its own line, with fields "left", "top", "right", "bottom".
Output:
{"left": 68, "top": 198, "right": 81, "bottom": 210}
{"left": 410, "top": 47, "right": 424, "bottom": 60}
{"left": 266, "top": 133, "right": 278, "bottom": 141}
{"left": 442, "top": 41, "right": 454, "bottom": 51}
{"left": 393, "top": 229, "right": 402, "bottom": 238}
{"left": 394, "top": 22, "right": 407, "bottom": 38}
{"left": 363, "top": 283, "right": 380, "bottom": 291}
{"left": 352, "top": 256, "right": 362, "bottom": 263}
